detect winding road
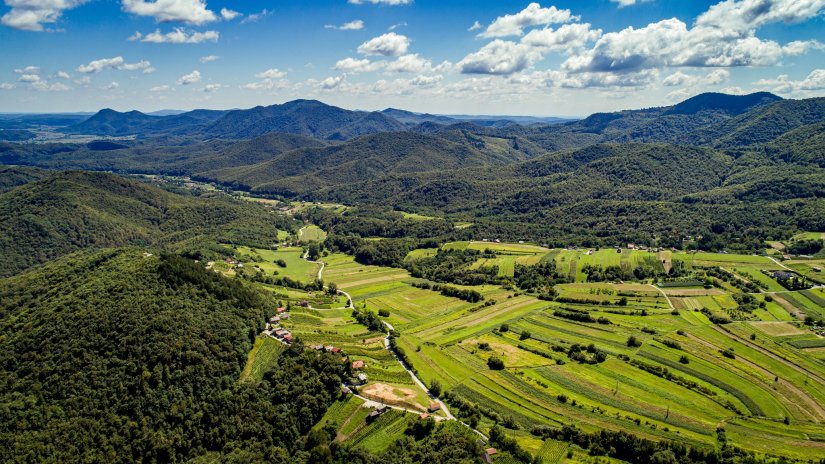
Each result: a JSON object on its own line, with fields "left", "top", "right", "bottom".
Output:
{"left": 297, "top": 229, "right": 488, "bottom": 440}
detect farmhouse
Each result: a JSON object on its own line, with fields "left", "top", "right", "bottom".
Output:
{"left": 283, "top": 333, "right": 294, "bottom": 343}
{"left": 482, "top": 448, "right": 498, "bottom": 464}
{"left": 357, "top": 373, "right": 368, "bottom": 384}
{"left": 367, "top": 406, "right": 387, "bottom": 422}
{"left": 352, "top": 360, "right": 365, "bottom": 370}
{"left": 773, "top": 271, "right": 795, "bottom": 281}
{"left": 276, "top": 307, "right": 287, "bottom": 314}
{"left": 419, "top": 413, "right": 430, "bottom": 420}
{"left": 427, "top": 402, "right": 440, "bottom": 413}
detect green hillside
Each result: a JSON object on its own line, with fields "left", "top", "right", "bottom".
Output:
{"left": 0, "top": 249, "right": 347, "bottom": 463}
{"left": 0, "top": 170, "right": 295, "bottom": 277}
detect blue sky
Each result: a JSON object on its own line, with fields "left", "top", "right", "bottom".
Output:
{"left": 1, "top": 0, "right": 824, "bottom": 116}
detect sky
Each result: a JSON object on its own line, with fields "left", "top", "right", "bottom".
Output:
{"left": 0, "top": 0, "right": 824, "bottom": 116}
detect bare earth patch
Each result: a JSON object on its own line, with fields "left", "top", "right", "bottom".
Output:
{"left": 360, "top": 382, "right": 425, "bottom": 411}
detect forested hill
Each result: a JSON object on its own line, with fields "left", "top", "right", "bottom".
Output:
{"left": 0, "top": 249, "right": 348, "bottom": 463}
{"left": 0, "top": 170, "right": 294, "bottom": 277}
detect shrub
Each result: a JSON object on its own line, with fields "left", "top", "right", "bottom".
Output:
{"left": 487, "top": 356, "right": 505, "bottom": 370}
{"left": 378, "top": 309, "right": 390, "bottom": 317}
{"left": 679, "top": 355, "right": 689, "bottom": 364}
{"left": 627, "top": 336, "right": 642, "bottom": 348}
{"left": 519, "top": 331, "right": 531, "bottom": 340}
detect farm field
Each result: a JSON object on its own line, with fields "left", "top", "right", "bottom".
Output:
{"left": 234, "top": 232, "right": 825, "bottom": 462}
{"left": 237, "top": 246, "right": 321, "bottom": 282}
{"left": 299, "top": 224, "right": 327, "bottom": 242}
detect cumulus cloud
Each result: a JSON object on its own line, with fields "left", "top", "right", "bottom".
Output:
{"left": 754, "top": 68, "right": 825, "bottom": 94}
{"left": 1, "top": 0, "right": 86, "bottom": 31}
{"left": 556, "top": 69, "right": 659, "bottom": 89}
{"left": 243, "top": 69, "right": 289, "bottom": 91}
{"left": 326, "top": 19, "right": 364, "bottom": 30}
{"left": 150, "top": 84, "right": 171, "bottom": 91}
{"left": 663, "top": 69, "right": 729, "bottom": 87}
{"left": 75, "top": 56, "right": 153, "bottom": 74}
{"left": 255, "top": 68, "right": 286, "bottom": 79}
{"left": 357, "top": 32, "right": 409, "bottom": 56}
{"left": 564, "top": 0, "right": 825, "bottom": 74}
{"left": 130, "top": 28, "right": 219, "bottom": 43}
{"left": 521, "top": 23, "right": 602, "bottom": 53}
{"left": 104, "top": 81, "right": 119, "bottom": 90}
{"left": 480, "top": 3, "right": 576, "bottom": 38}
{"left": 385, "top": 54, "right": 451, "bottom": 74}
{"left": 201, "top": 83, "right": 221, "bottom": 92}
{"left": 53, "top": 70, "right": 71, "bottom": 79}
{"left": 348, "top": 0, "right": 412, "bottom": 5}
{"left": 200, "top": 55, "right": 219, "bottom": 63}
{"left": 121, "top": 0, "right": 217, "bottom": 25}
{"left": 0, "top": 83, "right": 15, "bottom": 89}
{"left": 334, "top": 57, "right": 384, "bottom": 74}
{"left": 14, "top": 65, "right": 40, "bottom": 74}
{"left": 320, "top": 75, "right": 345, "bottom": 90}
{"left": 468, "top": 21, "right": 482, "bottom": 31}
{"left": 33, "top": 80, "right": 70, "bottom": 91}
{"left": 458, "top": 40, "right": 542, "bottom": 75}
{"left": 177, "top": 69, "right": 201, "bottom": 85}
{"left": 220, "top": 8, "right": 239, "bottom": 21}
{"left": 18, "top": 73, "right": 40, "bottom": 83}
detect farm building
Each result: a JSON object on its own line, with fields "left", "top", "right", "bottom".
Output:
{"left": 427, "top": 402, "right": 440, "bottom": 413}
{"left": 352, "top": 360, "right": 365, "bottom": 370}
{"left": 367, "top": 406, "right": 387, "bottom": 422}
{"left": 482, "top": 448, "right": 497, "bottom": 463}
{"left": 357, "top": 373, "right": 368, "bottom": 384}
{"left": 283, "top": 334, "right": 294, "bottom": 343}
{"left": 773, "top": 271, "right": 796, "bottom": 281}
{"left": 419, "top": 413, "right": 430, "bottom": 420}
{"left": 276, "top": 307, "right": 287, "bottom": 314}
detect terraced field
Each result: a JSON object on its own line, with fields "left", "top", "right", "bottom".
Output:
{"left": 237, "top": 232, "right": 825, "bottom": 462}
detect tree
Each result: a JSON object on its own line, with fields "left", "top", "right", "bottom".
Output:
{"left": 429, "top": 379, "right": 442, "bottom": 397}
{"left": 487, "top": 356, "right": 505, "bottom": 370}
{"left": 627, "top": 336, "right": 642, "bottom": 347}
{"left": 307, "top": 242, "right": 321, "bottom": 261}
{"left": 327, "top": 282, "right": 338, "bottom": 296}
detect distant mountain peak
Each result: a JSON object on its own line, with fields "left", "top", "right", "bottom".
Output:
{"left": 665, "top": 91, "right": 782, "bottom": 116}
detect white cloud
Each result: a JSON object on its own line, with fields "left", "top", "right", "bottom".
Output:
{"left": 610, "top": 0, "right": 653, "bottom": 7}
{"left": 75, "top": 57, "right": 152, "bottom": 74}
{"left": 121, "top": 0, "right": 217, "bottom": 25}
{"left": 255, "top": 68, "right": 286, "bottom": 79}
{"left": 480, "top": 3, "right": 576, "bottom": 38}
{"left": 1, "top": 0, "right": 86, "bottom": 31}
{"left": 241, "top": 8, "right": 271, "bottom": 24}
{"left": 468, "top": 21, "right": 482, "bottom": 31}
{"left": 201, "top": 83, "right": 221, "bottom": 92}
{"left": 663, "top": 71, "right": 690, "bottom": 86}
{"left": 104, "top": 81, "right": 119, "bottom": 90}
{"left": 131, "top": 28, "right": 219, "bottom": 43}
{"left": 177, "top": 69, "right": 201, "bottom": 85}
{"left": 150, "top": 84, "right": 171, "bottom": 91}
{"left": 53, "top": 70, "right": 71, "bottom": 79}
{"left": 32, "top": 80, "right": 70, "bottom": 91}
{"left": 754, "top": 68, "right": 825, "bottom": 94}
{"left": 334, "top": 57, "right": 383, "bottom": 74}
{"left": 521, "top": 23, "right": 601, "bottom": 53}
{"left": 0, "top": 83, "right": 15, "bottom": 90}
{"left": 243, "top": 69, "right": 290, "bottom": 91}
{"left": 18, "top": 73, "right": 40, "bottom": 83}
{"left": 357, "top": 32, "right": 409, "bottom": 56}
{"left": 220, "top": 7, "right": 240, "bottom": 21}
{"left": 200, "top": 55, "right": 219, "bottom": 63}
{"left": 348, "top": 0, "right": 412, "bottom": 5}
{"left": 320, "top": 75, "right": 345, "bottom": 90}
{"left": 385, "top": 54, "right": 451, "bottom": 74}
{"left": 410, "top": 74, "right": 442, "bottom": 87}
{"left": 663, "top": 69, "right": 730, "bottom": 87}
{"left": 564, "top": 1, "right": 825, "bottom": 74}
{"left": 326, "top": 19, "right": 364, "bottom": 30}
{"left": 458, "top": 40, "right": 542, "bottom": 75}
{"left": 556, "top": 69, "right": 659, "bottom": 89}
{"left": 74, "top": 75, "right": 91, "bottom": 85}
{"left": 14, "top": 65, "right": 40, "bottom": 74}
{"left": 388, "top": 22, "right": 406, "bottom": 31}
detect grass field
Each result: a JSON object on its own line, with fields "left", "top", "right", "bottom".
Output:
{"left": 240, "top": 336, "right": 284, "bottom": 382}
{"left": 237, "top": 237, "right": 825, "bottom": 461}
{"left": 299, "top": 224, "right": 327, "bottom": 242}
{"left": 237, "top": 246, "right": 321, "bottom": 282}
